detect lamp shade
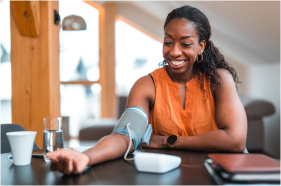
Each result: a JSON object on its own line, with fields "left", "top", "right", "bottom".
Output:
{"left": 62, "top": 15, "right": 86, "bottom": 31}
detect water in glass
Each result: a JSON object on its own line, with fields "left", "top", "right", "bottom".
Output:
{"left": 42, "top": 129, "right": 63, "bottom": 163}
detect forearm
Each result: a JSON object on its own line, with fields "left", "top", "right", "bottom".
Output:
{"left": 156, "top": 130, "right": 246, "bottom": 152}
{"left": 83, "top": 133, "right": 134, "bottom": 166}
{"left": 165, "top": 129, "right": 246, "bottom": 152}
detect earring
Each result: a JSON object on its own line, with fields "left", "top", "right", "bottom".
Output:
{"left": 197, "top": 53, "right": 203, "bottom": 63}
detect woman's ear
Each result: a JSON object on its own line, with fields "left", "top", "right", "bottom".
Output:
{"left": 199, "top": 40, "right": 206, "bottom": 53}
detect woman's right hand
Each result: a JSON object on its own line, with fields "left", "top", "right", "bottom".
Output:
{"left": 46, "top": 148, "right": 90, "bottom": 175}
{"left": 140, "top": 134, "right": 168, "bottom": 149}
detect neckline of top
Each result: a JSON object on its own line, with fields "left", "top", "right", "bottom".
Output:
{"left": 163, "top": 66, "right": 198, "bottom": 88}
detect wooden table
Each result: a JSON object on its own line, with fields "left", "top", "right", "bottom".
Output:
{"left": 1, "top": 148, "right": 215, "bottom": 185}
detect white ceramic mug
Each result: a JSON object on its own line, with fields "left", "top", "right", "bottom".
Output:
{"left": 6, "top": 131, "right": 37, "bottom": 166}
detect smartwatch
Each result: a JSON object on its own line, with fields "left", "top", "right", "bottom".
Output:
{"left": 167, "top": 135, "right": 178, "bottom": 148}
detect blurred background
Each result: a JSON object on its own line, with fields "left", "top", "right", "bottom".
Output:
{"left": 1, "top": 1, "right": 279, "bottom": 158}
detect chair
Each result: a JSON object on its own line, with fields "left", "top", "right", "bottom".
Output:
{"left": 117, "top": 96, "right": 128, "bottom": 119}
{"left": 79, "top": 118, "right": 117, "bottom": 141}
{"left": 1, "top": 124, "right": 40, "bottom": 154}
{"left": 79, "top": 96, "right": 127, "bottom": 141}
{"left": 239, "top": 95, "right": 275, "bottom": 153}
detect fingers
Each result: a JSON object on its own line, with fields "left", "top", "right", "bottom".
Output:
{"left": 47, "top": 149, "right": 88, "bottom": 175}
{"left": 50, "top": 157, "right": 72, "bottom": 175}
{"left": 140, "top": 142, "right": 149, "bottom": 148}
{"left": 57, "top": 157, "right": 65, "bottom": 173}
{"left": 73, "top": 160, "right": 81, "bottom": 174}
{"left": 47, "top": 149, "right": 74, "bottom": 174}
{"left": 49, "top": 151, "right": 61, "bottom": 171}
{"left": 46, "top": 150, "right": 62, "bottom": 161}
{"left": 67, "top": 160, "right": 74, "bottom": 175}
{"left": 50, "top": 159, "right": 59, "bottom": 171}
{"left": 61, "top": 158, "right": 73, "bottom": 175}
{"left": 141, "top": 134, "right": 168, "bottom": 149}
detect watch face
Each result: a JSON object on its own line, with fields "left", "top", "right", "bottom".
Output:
{"left": 167, "top": 135, "right": 177, "bottom": 145}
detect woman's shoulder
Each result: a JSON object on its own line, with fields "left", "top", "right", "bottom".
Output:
{"left": 131, "top": 75, "right": 155, "bottom": 96}
{"left": 127, "top": 74, "right": 156, "bottom": 111}
{"left": 216, "top": 68, "right": 235, "bottom": 86}
{"left": 207, "top": 68, "right": 235, "bottom": 86}
{"left": 133, "top": 66, "right": 166, "bottom": 87}
{"left": 149, "top": 66, "right": 167, "bottom": 84}
{"left": 134, "top": 75, "right": 154, "bottom": 85}
{"left": 210, "top": 68, "right": 236, "bottom": 97}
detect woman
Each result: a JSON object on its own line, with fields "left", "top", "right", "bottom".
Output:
{"left": 47, "top": 5, "right": 247, "bottom": 175}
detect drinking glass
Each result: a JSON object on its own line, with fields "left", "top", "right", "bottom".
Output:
{"left": 42, "top": 117, "right": 64, "bottom": 163}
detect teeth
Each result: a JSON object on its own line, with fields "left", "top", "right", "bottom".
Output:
{"left": 171, "top": 60, "right": 185, "bottom": 66}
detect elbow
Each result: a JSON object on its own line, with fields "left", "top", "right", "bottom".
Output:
{"left": 231, "top": 140, "right": 246, "bottom": 153}
{"left": 233, "top": 143, "right": 246, "bottom": 153}
{"left": 224, "top": 129, "right": 247, "bottom": 153}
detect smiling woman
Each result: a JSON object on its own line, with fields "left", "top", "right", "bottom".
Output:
{"left": 47, "top": 5, "right": 247, "bottom": 175}
{"left": 141, "top": 6, "right": 246, "bottom": 151}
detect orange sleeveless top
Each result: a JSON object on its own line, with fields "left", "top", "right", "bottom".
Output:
{"left": 148, "top": 66, "right": 218, "bottom": 136}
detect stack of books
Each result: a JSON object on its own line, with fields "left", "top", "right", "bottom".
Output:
{"left": 204, "top": 154, "right": 280, "bottom": 185}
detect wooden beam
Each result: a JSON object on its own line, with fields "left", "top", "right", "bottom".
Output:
{"left": 99, "top": 2, "right": 117, "bottom": 118}
{"left": 11, "top": 1, "right": 60, "bottom": 148}
{"left": 10, "top": 1, "right": 40, "bottom": 37}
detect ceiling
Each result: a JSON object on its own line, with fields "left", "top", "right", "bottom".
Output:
{"left": 95, "top": 1, "right": 280, "bottom": 65}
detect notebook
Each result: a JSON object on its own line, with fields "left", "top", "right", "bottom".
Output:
{"left": 204, "top": 159, "right": 280, "bottom": 185}
{"left": 207, "top": 154, "right": 280, "bottom": 182}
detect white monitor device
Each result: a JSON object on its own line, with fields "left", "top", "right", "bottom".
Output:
{"left": 134, "top": 152, "right": 182, "bottom": 173}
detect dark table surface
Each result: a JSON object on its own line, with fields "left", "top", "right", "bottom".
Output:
{"left": 1, "top": 148, "right": 215, "bottom": 185}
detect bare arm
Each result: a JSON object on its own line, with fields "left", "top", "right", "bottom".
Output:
{"left": 47, "top": 75, "right": 154, "bottom": 174}
{"left": 47, "top": 133, "right": 135, "bottom": 174}
{"left": 142, "top": 69, "right": 247, "bottom": 152}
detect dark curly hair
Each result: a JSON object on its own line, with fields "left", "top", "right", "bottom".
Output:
{"left": 160, "top": 5, "right": 240, "bottom": 93}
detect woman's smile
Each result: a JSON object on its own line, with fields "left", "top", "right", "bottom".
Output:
{"left": 167, "top": 58, "right": 188, "bottom": 69}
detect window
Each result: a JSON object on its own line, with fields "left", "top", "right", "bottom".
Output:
{"left": 59, "top": 0, "right": 99, "bottom": 137}
{"left": 0, "top": 0, "right": 11, "bottom": 123}
{"left": 115, "top": 19, "right": 163, "bottom": 96}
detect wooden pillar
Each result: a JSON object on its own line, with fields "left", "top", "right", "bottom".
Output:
{"left": 99, "top": 2, "right": 116, "bottom": 118}
{"left": 10, "top": 1, "right": 60, "bottom": 148}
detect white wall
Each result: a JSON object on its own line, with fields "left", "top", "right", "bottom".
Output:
{"left": 248, "top": 63, "right": 280, "bottom": 158}
{"left": 224, "top": 54, "right": 249, "bottom": 95}
{"left": 117, "top": 3, "right": 164, "bottom": 42}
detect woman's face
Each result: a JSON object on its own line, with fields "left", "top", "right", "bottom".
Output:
{"left": 163, "top": 18, "right": 206, "bottom": 75}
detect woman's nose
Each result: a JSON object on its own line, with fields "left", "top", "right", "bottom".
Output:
{"left": 169, "top": 44, "right": 182, "bottom": 57}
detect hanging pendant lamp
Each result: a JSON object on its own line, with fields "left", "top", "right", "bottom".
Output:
{"left": 62, "top": 15, "right": 87, "bottom": 31}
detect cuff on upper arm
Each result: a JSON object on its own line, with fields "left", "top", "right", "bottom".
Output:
{"left": 111, "top": 124, "right": 153, "bottom": 152}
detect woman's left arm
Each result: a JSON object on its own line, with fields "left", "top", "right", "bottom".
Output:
{"left": 142, "top": 69, "right": 247, "bottom": 152}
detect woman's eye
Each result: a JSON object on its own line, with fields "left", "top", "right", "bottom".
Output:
{"left": 182, "top": 43, "right": 191, "bottom": 47}
{"left": 164, "top": 42, "right": 172, "bottom": 45}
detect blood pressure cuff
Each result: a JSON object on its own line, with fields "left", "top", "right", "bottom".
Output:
{"left": 111, "top": 106, "right": 152, "bottom": 152}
